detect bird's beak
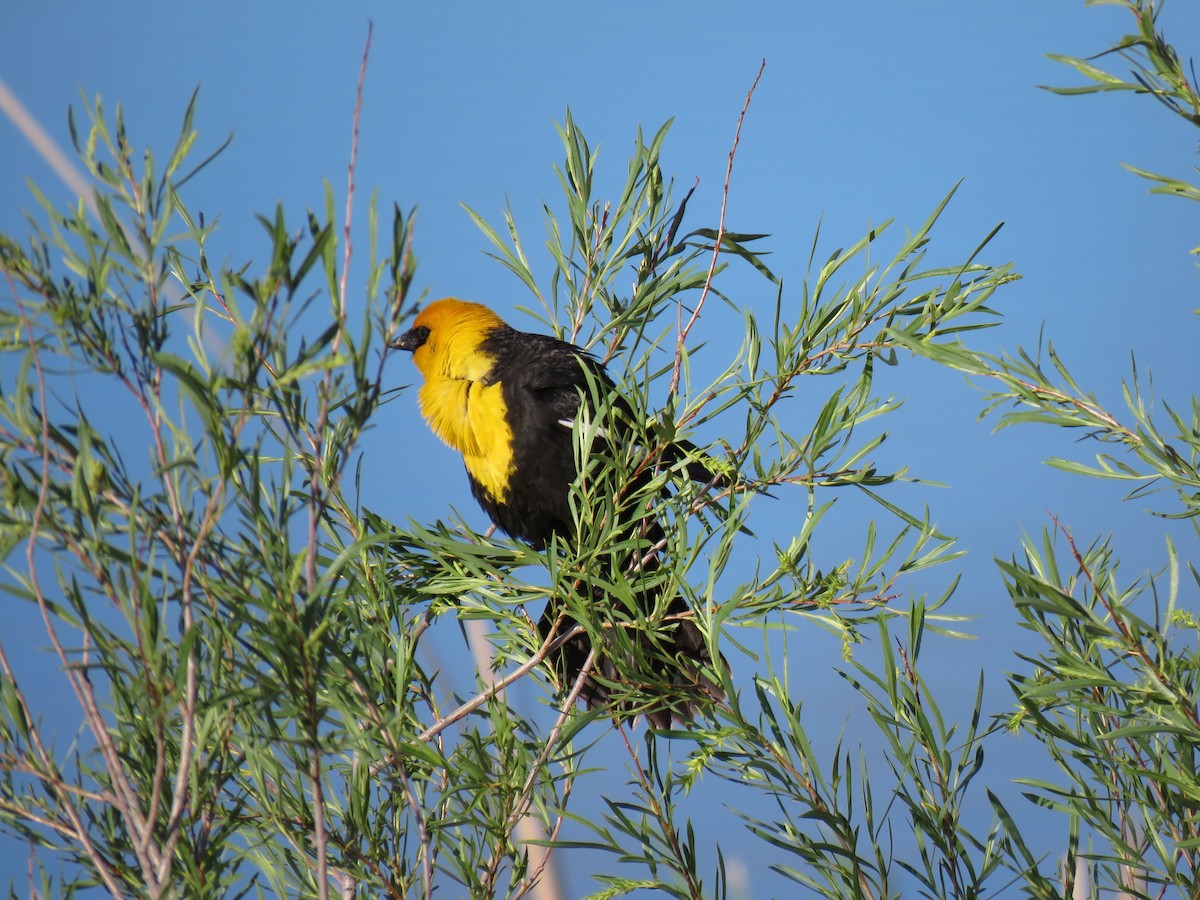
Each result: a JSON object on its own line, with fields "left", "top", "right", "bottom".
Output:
{"left": 391, "top": 325, "right": 429, "bottom": 352}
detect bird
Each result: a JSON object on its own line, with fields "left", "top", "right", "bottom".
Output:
{"left": 392, "top": 297, "right": 725, "bottom": 727}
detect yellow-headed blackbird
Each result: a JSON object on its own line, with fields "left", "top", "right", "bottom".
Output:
{"left": 393, "top": 298, "right": 724, "bottom": 726}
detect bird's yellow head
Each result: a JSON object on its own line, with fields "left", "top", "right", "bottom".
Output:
{"left": 392, "top": 298, "right": 517, "bottom": 493}
{"left": 392, "top": 298, "right": 507, "bottom": 382}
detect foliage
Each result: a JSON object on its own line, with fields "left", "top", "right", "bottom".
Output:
{"left": 897, "top": 1, "right": 1200, "bottom": 895}
{"left": 1044, "top": 0, "right": 1200, "bottom": 229}
{"left": 0, "top": 90, "right": 1013, "bottom": 898}
{"left": 0, "top": 1, "right": 1196, "bottom": 898}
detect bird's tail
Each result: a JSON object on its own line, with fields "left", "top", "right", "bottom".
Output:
{"left": 538, "top": 589, "right": 726, "bottom": 729}
{"left": 543, "top": 431, "right": 730, "bottom": 726}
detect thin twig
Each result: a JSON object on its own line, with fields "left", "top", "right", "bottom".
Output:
{"left": 517, "top": 771, "right": 576, "bottom": 898}
{"left": 308, "top": 27, "right": 374, "bottom": 900}
{"left": 156, "top": 419, "right": 235, "bottom": 887}
{"left": 341, "top": 670, "right": 433, "bottom": 897}
{"left": 395, "top": 759, "right": 434, "bottom": 899}
{"left": 615, "top": 722, "right": 705, "bottom": 899}
{"left": 669, "top": 59, "right": 766, "bottom": 396}
{"left": 1053, "top": 514, "right": 1200, "bottom": 733}
{"left": 495, "top": 651, "right": 596, "bottom": 899}
{"left": 1050, "top": 514, "right": 1192, "bottom": 869}
{"left": 12, "top": 289, "right": 129, "bottom": 898}
{"left": 414, "top": 624, "right": 585, "bottom": 744}
{"left": 339, "top": 21, "right": 373, "bottom": 326}
{"left": 309, "top": 737, "right": 329, "bottom": 900}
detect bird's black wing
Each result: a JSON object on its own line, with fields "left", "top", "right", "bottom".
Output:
{"left": 489, "top": 326, "right": 723, "bottom": 488}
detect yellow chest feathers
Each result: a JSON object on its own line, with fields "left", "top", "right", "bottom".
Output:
{"left": 418, "top": 375, "right": 515, "bottom": 502}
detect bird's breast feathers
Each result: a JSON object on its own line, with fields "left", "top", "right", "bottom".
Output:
{"left": 418, "top": 374, "right": 516, "bottom": 502}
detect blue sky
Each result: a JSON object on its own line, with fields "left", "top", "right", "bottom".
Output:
{"left": 3, "top": 1, "right": 1199, "bottom": 895}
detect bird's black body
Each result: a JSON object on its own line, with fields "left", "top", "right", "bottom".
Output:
{"left": 472, "top": 325, "right": 606, "bottom": 547}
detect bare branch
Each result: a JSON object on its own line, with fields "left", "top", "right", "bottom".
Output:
{"left": 669, "top": 59, "right": 766, "bottom": 396}
{"left": 414, "top": 624, "right": 585, "bottom": 745}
